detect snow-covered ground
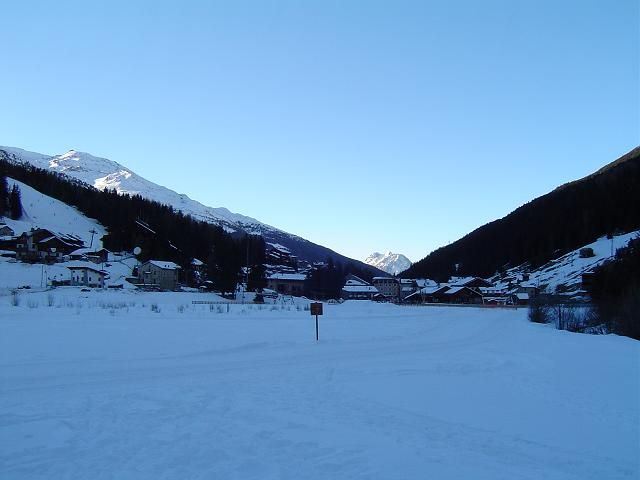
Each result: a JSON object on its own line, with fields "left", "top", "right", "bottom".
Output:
{"left": 494, "top": 230, "right": 640, "bottom": 294}
{"left": 1, "top": 146, "right": 275, "bottom": 235}
{"left": 3, "top": 178, "right": 106, "bottom": 246}
{"left": 1, "top": 294, "right": 637, "bottom": 479}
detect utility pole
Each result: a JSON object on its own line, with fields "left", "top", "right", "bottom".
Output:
{"left": 89, "top": 228, "right": 98, "bottom": 249}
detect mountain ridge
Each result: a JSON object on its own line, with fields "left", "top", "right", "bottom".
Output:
{"left": 403, "top": 146, "right": 640, "bottom": 281}
{"left": 0, "top": 146, "right": 384, "bottom": 275}
{"left": 364, "top": 251, "right": 412, "bottom": 275}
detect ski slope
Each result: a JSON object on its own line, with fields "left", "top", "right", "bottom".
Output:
{"left": 0, "top": 297, "right": 637, "bottom": 479}
{"left": 3, "top": 178, "right": 106, "bottom": 247}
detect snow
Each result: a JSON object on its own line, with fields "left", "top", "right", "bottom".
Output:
{"left": 365, "top": 251, "right": 412, "bottom": 275}
{"left": 0, "top": 296, "right": 637, "bottom": 479}
{"left": 496, "top": 230, "right": 640, "bottom": 293}
{"left": 267, "top": 242, "right": 291, "bottom": 254}
{"left": 268, "top": 273, "right": 306, "bottom": 281}
{"left": 0, "top": 253, "right": 138, "bottom": 289}
{"left": 1, "top": 146, "right": 274, "bottom": 235}
{"left": 2, "top": 178, "right": 106, "bottom": 248}
{"left": 147, "top": 260, "right": 181, "bottom": 270}
{"left": 65, "top": 261, "right": 106, "bottom": 273}
{"left": 341, "top": 285, "right": 378, "bottom": 293}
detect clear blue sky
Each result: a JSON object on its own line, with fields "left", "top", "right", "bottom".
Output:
{"left": 1, "top": 0, "right": 638, "bottom": 262}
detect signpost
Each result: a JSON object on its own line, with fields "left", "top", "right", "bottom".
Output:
{"left": 310, "top": 302, "right": 323, "bottom": 341}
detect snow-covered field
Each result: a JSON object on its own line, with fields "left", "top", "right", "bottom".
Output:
{"left": 1, "top": 293, "right": 638, "bottom": 480}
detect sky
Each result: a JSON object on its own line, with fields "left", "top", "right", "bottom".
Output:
{"left": 1, "top": 0, "right": 638, "bottom": 262}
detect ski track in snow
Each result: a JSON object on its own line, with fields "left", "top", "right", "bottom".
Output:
{"left": 0, "top": 298, "right": 638, "bottom": 480}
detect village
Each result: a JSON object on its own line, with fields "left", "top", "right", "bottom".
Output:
{"left": 1, "top": 224, "right": 547, "bottom": 307}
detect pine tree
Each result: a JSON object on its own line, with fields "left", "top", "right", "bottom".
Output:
{"left": 8, "top": 184, "right": 22, "bottom": 220}
{"left": 0, "top": 169, "right": 8, "bottom": 215}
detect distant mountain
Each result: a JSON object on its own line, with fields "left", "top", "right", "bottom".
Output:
{"left": 0, "top": 146, "right": 383, "bottom": 275}
{"left": 364, "top": 252, "right": 412, "bottom": 275}
{"left": 404, "top": 146, "right": 640, "bottom": 281}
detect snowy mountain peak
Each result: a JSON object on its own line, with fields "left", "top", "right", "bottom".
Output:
{"left": 364, "top": 252, "right": 412, "bottom": 275}
{"left": 0, "top": 145, "right": 269, "bottom": 233}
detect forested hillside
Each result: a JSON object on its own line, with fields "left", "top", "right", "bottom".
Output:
{"left": 0, "top": 156, "right": 266, "bottom": 292}
{"left": 404, "top": 147, "right": 640, "bottom": 281}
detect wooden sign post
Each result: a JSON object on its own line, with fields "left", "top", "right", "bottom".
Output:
{"left": 310, "top": 302, "right": 323, "bottom": 341}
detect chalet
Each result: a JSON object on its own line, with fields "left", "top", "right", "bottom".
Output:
{"left": 443, "top": 286, "right": 483, "bottom": 304}
{"left": 341, "top": 275, "right": 378, "bottom": 300}
{"left": 69, "top": 247, "right": 111, "bottom": 264}
{"left": 478, "top": 286, "right": 513, "bottom": 305}
{"left": 67, "top": 262, "right": 106, "bottom": 288}
{"left": 138, "top": 260, "right": 181, "bottom": 291}
{"left": 0, "top": 224, "right": 15, "bottom": 236}
{"left": 16, "top": 228, "right": 84, "bottom": 263}
{"left": 266, "top": 273, "right": 306, "bottom": 296}
{"left": 404, "top": 285, "right": 450, "bottom": 303}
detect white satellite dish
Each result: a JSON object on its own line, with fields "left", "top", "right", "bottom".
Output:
{"left": 133, "top": 246, "right": 142, "bottom": 255}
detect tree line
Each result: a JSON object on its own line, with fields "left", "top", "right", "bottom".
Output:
{"left": 586, "top": 236, "right": 640, "bottom": 339}
{"left": 0, "top": 168, "right": 23, "bottom": 220}
{"left": 404, "top": 147, "right": 640, "bottom": 281}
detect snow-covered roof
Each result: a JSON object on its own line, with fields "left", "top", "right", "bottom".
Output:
{"left": 415, "top": 279, "right": 437, "bottom": 288}
{"left": 70, "top": 247, "right": 108, "bottom": 256}
{"left": 191, "top": 258, "right": 204, "bottom": 266}
{"left": 345, "top": 279, "right": 369, "bottom": 287}
{"left": 66, "top": 262, "right": 106, "bottom": 274}
{"left": 421, "top": 286, "right": 444, "bottom": 295}
{"left": 147, "top": 260, "right": 181, "bottom": 270}
{"left": 479, "top": 287, "right": 507, "bottom": 294}
{"left": 516, "top": 292, "right": 530, "bottom": 300}
{"left": 342, "top": 285, "right": 378, "bottom": 293}
{"left": 268, "top": 273, "right": 306, "bottom": 281}
{"left": 448, "top": 276, "right": 475, "bottom": 286}
{"left": 444, "top": 286, "right": 465, "bottom": 295}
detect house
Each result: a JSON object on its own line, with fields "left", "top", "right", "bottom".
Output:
{"left": 399, "top": 278, "right": 417, "bottom": 300}
{"left": 69, "top": 247, "right": 111, "bottom": 264}
{"left": 517, "top": 282, "right": 540, "bottom": 298}
{"left": 512, "top": 292, "right": 530, "bottom": 305}
{"left": 341, "top": 275, "right": 378, "bottom": 300}
{"left": 372, "top": 277, "right": 400, "bottom": 301}
{"left": 403, "top": 285, "right": 450, "bottom": 304}
{"left": 443, "top": 286, "right": 483, "bottom": 304}
{"left": 266, "top": 273, "right": 306, "bottom": 296}
{"left": 0, "top": 224, "right": 15, "bottom": 236}
{"left": 137, "top": 260, "right": 181, "bottom": 291}
{"left": 67, "top": 262, "right": 107, "bottom": 288}
{"left": 16, "top": 228, "right": 84, "bottom": 263}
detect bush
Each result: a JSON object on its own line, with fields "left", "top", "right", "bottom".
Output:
{"left": 528, "top": 295, "right": 552, "bottom": 323}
